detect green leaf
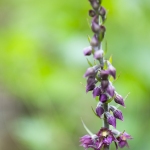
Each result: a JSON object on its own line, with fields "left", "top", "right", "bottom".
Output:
{"left": 81, "top": 119, "right": 93, "bottom": 136}
{"left": 86, "top": 58, "right": 93, "bottom": 67}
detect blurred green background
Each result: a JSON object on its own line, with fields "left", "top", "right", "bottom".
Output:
{"left": 0, "top": 0, "right": 150, "bottom": 149}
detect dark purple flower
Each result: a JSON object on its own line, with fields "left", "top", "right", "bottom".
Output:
{"left": 84, "top": 67, "right": 95, "bottom": 77}
{"left": 96, "top": 102, "right": 104, "bottom": 118}
{"left": 94, "top": 50, "right": 103, "bottom": 59}
{"left": 83, "top": 46, "right": 92, "bottom": 56}
{"left": 114, "top": 93, "right": 125, "bottom": 107}
{"left": 89, "top": 0, "right": 99, "bottom": 10}
{"left": 80, "top": 134, "right": 99, "bottom": 149}
{"left": 105, "top": 112, "right": 116, "bottom": 128}
{"left": 106, "top": 83, "right": 115, "bottom": 97}
{"left": 98, "top": 6, "right": 106, "bottom": 22}
{"left": 97, "top": 128, "right": 117, "bottom": 149}
{"left": 89, "top": 9, "right": 96, "bottom": 17}
{"left": 117, "top": 132, "right": 132, "bottom": 148}
{"left": 113, "top": 109, "right": 123, "bottom": 121}
{"left": 93, "top": 87, "right": 101, "bottom": 98}
{"left": 100, "top": 64, "right": 116, "bottom": 79}
{"left": 101, "top": 79, "right": 109, "bottom": 90}
{"left": 84, "top": 65, "right": 100, "bottom": 78}
{"left": 90, "top": 34, "right": 99, "bottom": 47}
{"left": 99, "top": 94, "right": 108, "bottom": 103}
{"left": 86, "top": 77, "right": 96, "bottom": 92}
{"left": 107, "top": 63, "right": 116, "bottom": 79}
{"left": 91, "top": 17, "right": 100, "bottom": 33}
{"left": 109, "top": 106, "right": 123, "bottom": 121}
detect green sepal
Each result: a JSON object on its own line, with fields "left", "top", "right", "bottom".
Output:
{"left": 104, "top": 40, "right": 107, "bottom": 55}
{"left": 105, "top": 97, "right": 114, "bottom": 104}
{"left": 95, "top": 96, "right": 99, "bottom": 101}
{"left": 91, "top": 107, "right": 99, "bottom": 118}
{"left": 86, "top": 58, "right": 93, "bottom": 67}
{"left": 108, "top": 55, "right": 113, "bottom": 64}
{"left": 103, "top": 60, "right": 107, "bottom": 70}
{"left": 116, "top": 92, "right": 130, "bottom": 109}
{"left": 81, "top": 118, "right": 93, "bottom": 136}
{"left": 87, "top": 35, "right": 91, "bottom": 43}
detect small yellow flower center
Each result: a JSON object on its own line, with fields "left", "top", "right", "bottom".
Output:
{"left": 122, "top": 136, "right": 126, "bottom": 141}
{"left": 102, "top": 131, "right": 108, "bottom": 137}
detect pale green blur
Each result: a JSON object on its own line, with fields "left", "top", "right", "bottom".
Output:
{"left": 0, "top": 0, "right": 150, "bottom": 150}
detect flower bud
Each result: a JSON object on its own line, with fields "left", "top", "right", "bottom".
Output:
{"left": 90, "top": 35, "right": 99, "bottom": 47}
{"left": 109, "top": 106, "right": 123, "bottom": 121}
{"left": 101, "top": 79, "right": 109, "bottom": 90}
{"left": 114, "top": 93, "right": 125, "bottom": 107}
{"left": 91, "top": 21, "right": 100, "bottom": 33}
{"left": 84, "top": 65, "right": 100, "bottom": 77}
{"left": 100, "top": 70, "right": 109, "bottom": 80}
{"left": 93, "top": 86, "right": 101, "bottom": 98}
{"left": 107, "top": 63, "right": 116, "bottom": 79}
{"left": 105, "top": 112, "right": 116, "bottom": 128}
{"left": 99, "top": 93, "right": 108, "bottom": 103}
{"left": 96, "top": 102, "right": 104, "bottom": 118}
{"left": 89, "top": 0, "right": 99, "bottom": 10}
{"left": 94, "top": 49, "right": 103, "bottom": 59}
{"left": 99, "top": 25, "right": 106, "bottom": 41}
{"left": 106, "top": 82, "right": 115, "bottom": 97}
{"left": 86, "top": 77, "right": 96, "bottom": 92}
{"left": 89, "top": 9, "right": 96, "bottom": 17}
{"left": 98, "top": 7, "right": 106, "bottom": 22}
{"left": 83, "top": 46, "right": 92, "bottom": 56}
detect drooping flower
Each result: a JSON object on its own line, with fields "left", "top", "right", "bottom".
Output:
{"left": 117, "top": 132, "right": 132, "bottom": 148}
{"left": 99, "top": 94, "right": 108, "bottom": 103}
{"left": 106, "top": 82, "right": 115, "bottom": 97}
{"left": 83, "top": 46, "right": 92, "bottom": 56}
{"left": 80, "top": 134, "right": 99, "bottom": 149}
{"left": 97, "top": 128, "right": 117, "bottom": 149}
{"left": 96, "top": 102, "right": 104, "bottom": 118}
{"left": 86, "top": 76, "right": 96, "bottom": 93}
{"left": 114, "top": 93, "right": 125, "bottom": 107}
{"left": 93, "top": 86, "right": 101, "bottom": 98}
{"left": 105, "top": 112, "right": 116, "bottom": 128}
{"left": 109, "top": 105, "right": 124, "bottom": 121}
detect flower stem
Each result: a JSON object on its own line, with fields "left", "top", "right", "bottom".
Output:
{"left": 104, "top": 103, "right": 109, "bottom": 150}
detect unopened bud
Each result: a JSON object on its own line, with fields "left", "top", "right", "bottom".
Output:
{"left": 107, "top": 63, "right": 116, "bottom": 79}
{"left": 96, "top": 102, "right": 104, "bottom": 118}
{"left": 101, "top": 79, "right": 109, "bottom": 90}
{"left": 93, "top": 86, "right": 101, "bottom": 98}
{"left": 98, "top": 7, "right": 106, "bottom": 22}
{"left": 89, "top": 10, "right": 96, "bottom": 17}
{"left": 109, "top": 106, "right": 124, "bottom": 121}
{"left": 99, "top": 93, "right": 108, "bottom": 103}
{"left": 105, "top": 112, "right": 116, "bottom": 128}
{"left": 106, "top": 82, "right": 115, "bottom": 97}
{"left": 90, "top": 35, "right": 99, "bottom": 47}
{"left": 86, "top": 77, "right": 96, "bottom": 92}
{"left": 114, "top": 93, "right": 125, "bottom": 107}
{"left": 83, "top": 46, "right": 92, "bottom": 56}
{"left": 94, "top": 49, "right": 103, "bottom": 59}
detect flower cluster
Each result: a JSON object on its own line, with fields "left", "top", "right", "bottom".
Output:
{"left": 80, "top": 128, "right": 132, "bottom": 150}
{"left": 80, "top": 0, "right": 132, "bottom": 149}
